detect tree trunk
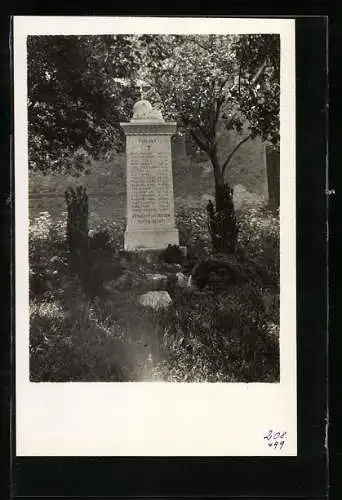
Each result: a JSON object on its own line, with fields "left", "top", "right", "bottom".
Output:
{"left": 208, "top": 151, "right": 238, "bottom": 254}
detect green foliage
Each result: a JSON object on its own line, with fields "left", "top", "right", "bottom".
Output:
{"left": 29, "top": 202, "right": 279, "bottom": 382}
{"left": 231, "top": 34, "right": 280, "bottom": 145}
{"left": 141, "top": 34, "right": 280, "bottom": 155}
{"left": 237, "top": 205, "right": 280, "bottom": 288}
{"left": 65, "top": 186, "right": 89, "bottom": 254}
{"left": 207, "top": 184, "right": 238, "bottom": 253}
{"left": 139, "top": 34, "right": 279, "bottom": 253}
{"left": 151, "top": 286, "right": 279, "bottom": 382}
{"left": 140, "top": 35, "right": 238, "bottom": 152}
{"left": 175, "top": 206, "right": 211, "bottom": 259}
{"left": 159, "top": 244, "right": 184, "bottom": 265}
{"left": 28, "top": 34, "right": 280, "bottom": 177}
{"left": 28, "top": 35, "right": 141, "bottom": 173}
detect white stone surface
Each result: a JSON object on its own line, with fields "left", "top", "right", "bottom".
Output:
{"left": 132, "top": 99, "right": 153, "bottom": 119}
{"left": 124, "top": 228, "right": 179, "bottom": 251}
{"left": 138, "top": 291, "right": 172, "bottom": 310}
{"left": 121, "top": 100, "right": 179, "bottom": 251}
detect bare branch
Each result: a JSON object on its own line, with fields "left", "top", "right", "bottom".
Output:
{"left": 221, "top": 134, "right": 251, "bottom": 177}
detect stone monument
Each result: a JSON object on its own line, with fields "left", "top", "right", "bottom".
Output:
{"left": 120, "top": 100, "right": 179, "bottom": 251}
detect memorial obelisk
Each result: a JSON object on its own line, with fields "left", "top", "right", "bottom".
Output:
{"left": 121, "top": 100, "right": 179, "bottom": 251}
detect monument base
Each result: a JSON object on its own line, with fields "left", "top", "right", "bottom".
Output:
{"left": 124, "top": 228, "right": 179, "bottom": 251}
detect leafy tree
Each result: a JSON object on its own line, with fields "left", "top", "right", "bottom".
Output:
{"left": 140, "top": 34, "right": 280, "bottom": 252}
{"left": 231, "top": 34, "right": 280, "bottom": 145}
{"left": 27, "top": 35, "right": 141, "bottom": 173}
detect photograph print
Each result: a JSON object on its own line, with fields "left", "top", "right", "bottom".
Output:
{"left": 27, "top": 30, "right": 282, "bottom": 383}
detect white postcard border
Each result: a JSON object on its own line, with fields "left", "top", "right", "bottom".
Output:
{"left": 14, "top": 16, "right": 296, "bottom": 457}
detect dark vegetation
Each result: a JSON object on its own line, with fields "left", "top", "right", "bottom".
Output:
{"left": 29, "top": 191, "right": 279, "bottom": 382}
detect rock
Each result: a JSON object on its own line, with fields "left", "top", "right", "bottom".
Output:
{"left": 145, "top": 273, "right": 168, "bottom": 290}
{"left": 138, "top": 291, "right": 172, "bottom": 310}
{"left": 175, "top": 272, "right": 189, "bottom": 288}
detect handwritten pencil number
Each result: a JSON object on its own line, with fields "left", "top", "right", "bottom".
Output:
{"left": 264, "top": 430, "right": 287, "bottom": 450}
{"left": 268, "top": 440, "right": 285, "bottom": 449}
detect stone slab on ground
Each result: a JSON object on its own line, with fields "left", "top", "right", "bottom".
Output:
{"left": 138, "top": 291, "right": 172, "bottom": 310}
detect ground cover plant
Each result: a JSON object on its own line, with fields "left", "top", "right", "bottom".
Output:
{"left": 29, "top": 196, "right": 279, "bottom": 383}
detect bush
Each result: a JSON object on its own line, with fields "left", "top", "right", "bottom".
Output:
{"left": 89, "top": 230, "right": 113, "bottom": 250}
{"left": 190, "top": 253, "right": 254, "bottom": 291}
{"left": 237, "top": 205, "right": 280, "bottom": 287}
{"left": 88, "top": 216, "right": 125, "bottom": 252}
{"left": 159, "top": 244, "right": 184, "bottom": 265}
{"left": 207, "top": 184, "right": 238, "bottom": 253}
{"left": 65, "top": 185, "right": 89, "bottom": 256}
{"left": 176, "top": 206, "right": 211, "bottom": 258}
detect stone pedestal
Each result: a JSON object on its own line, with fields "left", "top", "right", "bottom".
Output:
{"left": 121, "top": 100, "right": 179, "bottom": 251}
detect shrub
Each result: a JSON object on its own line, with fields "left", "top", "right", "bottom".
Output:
{"left": 159, "top": 244, "right": 184, "bottom": 264}
{"left": 190, "top": 253, "right": 254, "bottom": 291}
{"left": 88, "top": 215, "right": 125, "bottom": 252}
{"left": 65, "top": 185, "right": 89, "bottom": 259}
{"left": 176, "top": 206, "right": 211, "bottom": 258}
{"left": 207, "top": 184, "right": 238, "bottom": 253}
{"left": 89, "top": 230, "right": 113, "bottom": 250}
{"left": 237, "top": 205, "right": 280, "bottom": 287}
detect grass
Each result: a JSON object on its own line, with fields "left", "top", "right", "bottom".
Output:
{"left": 29, "top": 202, "right": 280, "bottom": 383}
{"left": 30, "top": 265, "right": 279, "bottom": 383}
